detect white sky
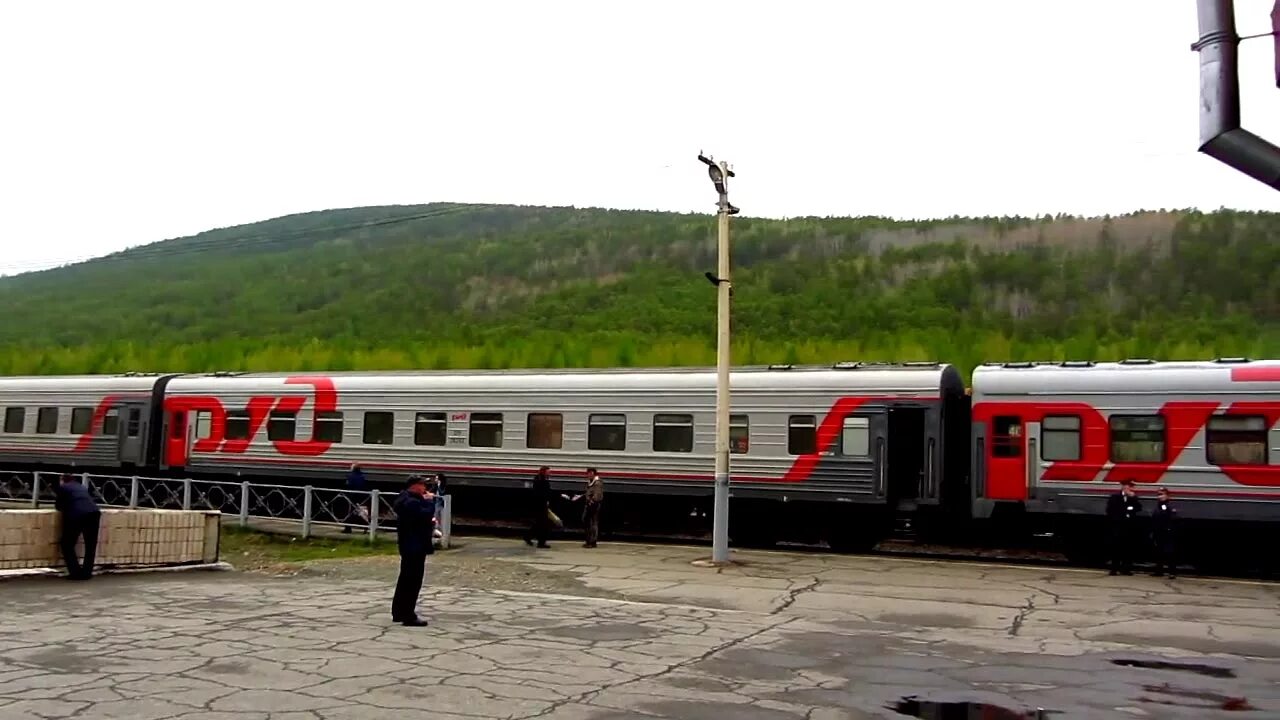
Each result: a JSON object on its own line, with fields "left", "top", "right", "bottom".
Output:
{"left": 1, "top": 0, "right": 1277, "bottom": 277}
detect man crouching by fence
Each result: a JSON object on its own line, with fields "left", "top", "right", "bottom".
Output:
{"left": 390, "top": 475, "right": 435, "bottom": 627}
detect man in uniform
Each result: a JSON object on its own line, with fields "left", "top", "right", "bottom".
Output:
{"left": 1105, "top": 479, "right": 1142, "bottom": 576}
{"left": 390, "top": 475, "right": 435, "bottom": 626}
{"left": 1150, "top": 487, "right": 1177, "bottom": 578}
{"left": 55, "top": 474, "right": 102, "bottom": 580}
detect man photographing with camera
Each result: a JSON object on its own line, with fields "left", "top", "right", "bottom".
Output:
{"left": 390, "top": 474, "right": 436, "bottom": 627}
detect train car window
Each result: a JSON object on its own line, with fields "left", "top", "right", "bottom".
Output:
{"left": 588, "top": 413, "right": 627, "bottom": 451}
{"left": 2, "top": 408, "right": 23, "bottom": 434}
{"left": 414, "top": 412, "right": 447, "bottom": 446}
{"left": 195, "top": 411, "right": 214, "bottom": 440}
{"left": 469, "top": 413, "right": 504, "bottom": 448}
{"left": 788, "top": 415, "right": 817, "bottom": 455}
{"left": 1206, "top": 415, "right": 1269, "bottom": 466}
{"left": 70, "top": 407, "right": 93, "bottom": 435}
{"left": 362, "top": 411, "right": 395, "bottom": 445}
{"left": 225, "top": 410, "right": 251, "bottom": 441}
{"left": 102, "top": 409, "right": 119, "bottom": 437}
{"left": 991, "top": 416, "right": 1022, "bottom": 458}
{"left": 526, "top": 413, "right": 563, "bottom": 449}
{"left": 730, "top": 414, "right": 749, "bottom": 454}
{"left": 127, "top": 408, "right": 142, "bottom": 437}
{"left": 1041, "top": 415, "right": 1081, "bottom": 461}
{"left": 653, "top": 414, "right": 694, "bottom": 453}
{"left": 36, "top": 407, "right": 59, "bottom": 434}
{"left": 313, "top": 411, "right": 344, "bottom": 443}
{"left": 1109, "top": 415, "right": 1165, "bottom": 463}
{"left": 840, "top": 417, "right": 870, "bottom": 457}
{"left": 267, "top": 411, "right": 297, "bottom": 442}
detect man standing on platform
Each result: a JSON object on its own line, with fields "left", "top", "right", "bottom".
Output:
{"left": 579, "top": 468, "right": 604, "bottom": 549}
{"left": 1106, "top": 479, "right": 1143, "bottom": 576}
{"left": 54, "top": 474, "right": 101, "bottom": 580}
{"left": 1150, "top": 487, "right": 1178, "bottom": 579}
{"left": 390, "top": 475, "right": 435, "bottom": 627}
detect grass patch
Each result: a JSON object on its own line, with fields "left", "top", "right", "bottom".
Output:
{"left": 219, "top": 525, "right": 399, "bottom": 569}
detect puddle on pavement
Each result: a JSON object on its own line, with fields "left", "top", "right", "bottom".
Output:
{"left": 888, "top": 696, "right": 1054, "bottom": 719}
{"left": 1138, "top": 683, "right": 1255, "bottom": 712}
{"left": 1111, "top": 658, "right": 1237, "bottom": 678}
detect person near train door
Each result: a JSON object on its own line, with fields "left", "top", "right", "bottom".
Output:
{"left": 573, "top": 468, "right": 604, "bottom": 548}
{"left": 1150, "top": 487, "right": 1177, "bottom": 579}
{"left": 1105, "top": 479, "right": 1143, "bottom": 576}
{"left": 524, "top": 466, "right": 554, "bottom": 548}
{"left": 390, "top": 475, "right": 435, "bottom": 627}
{"left": 54, "top": 474, "right": 101, "bottom": 580}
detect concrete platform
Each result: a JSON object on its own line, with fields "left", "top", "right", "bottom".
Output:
{"left": 0, "top": 540, "right": 1276, "bottom": 719}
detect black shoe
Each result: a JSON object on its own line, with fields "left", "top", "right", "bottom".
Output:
{"left": 536, "top": 543, "right": 549, "bottom": 548}
{"left": 1152, "top": 571, "right": 1164, "bottom": 577}
{"left": 401, "top": 617, "right": 428, "bottom": 627}
{"left": 524, "top": 537, "right": 534, "bottom": 546}
{"left": 1109, "top": 570, "right": 1118, "bottom": 576}
{"left": 1120, "top": 571, "right": 1133, "bottom": 576}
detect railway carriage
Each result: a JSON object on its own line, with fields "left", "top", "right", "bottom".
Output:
{"left": 159, "top": 362, "right": 970, "bottom": 548}
{"left": 0, "top": 373, "right": 176, "bottom": 473}
{"left": 3, "top": 357, "right": 1277, "bottom": 559}
{"left": 970, "top": 358, "right": 1280, "bottom": 560}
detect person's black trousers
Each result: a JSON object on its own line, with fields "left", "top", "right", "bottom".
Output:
{"left": 524, "top": 507, "right": 550, "bottom": 546}
{"left": 391, "top": 552, "right": 426, "bottom": 621}
{"left": 60, "top": 511, "right": 101, "bottom": 579}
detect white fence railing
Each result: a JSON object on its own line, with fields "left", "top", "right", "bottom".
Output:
{"left": 0, "top": 470, "right": 451, "bottom": 547}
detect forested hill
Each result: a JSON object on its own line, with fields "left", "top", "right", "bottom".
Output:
{"left": 1, "top": 202, "right": 1278, "bottom": 378}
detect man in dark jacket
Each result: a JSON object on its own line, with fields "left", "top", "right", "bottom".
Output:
{"left": 1105, "top": 480, "right": 1142, "bottom": 576}
{"left": 54, "top": 474, "right": 102, "bottom": 580}
{"left": 523, "top": 466, "right": 553, "bottom": 548}
{"left": 342, "top": 463, "right": 368, "bottom": 534}
{"left": 1150, "top": 487, "right": 1177, "bottom": 579}
{"left": 390, "top": 475, "right": 435, "bottom": 627}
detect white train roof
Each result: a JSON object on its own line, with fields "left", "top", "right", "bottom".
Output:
{"left": 972, "top": 359, "right": 1280, "bottom": 395}
{"left": 166, "top": 362, "right": 963, "bottom": 395}
{"left": 0, "top": 373, "right": 167, "bottom": 394}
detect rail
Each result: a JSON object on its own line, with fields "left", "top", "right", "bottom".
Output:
{"left": 0, "top": 470, "right": 452, "bottom": 548}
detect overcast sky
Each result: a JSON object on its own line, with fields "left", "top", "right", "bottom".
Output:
{"left": 1, "top": 0, "right": 1277, "bottom": 277}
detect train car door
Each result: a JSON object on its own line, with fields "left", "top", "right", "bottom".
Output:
{"left": 116, "top": 403, "right": 147, "bottom": 466}
{"left": 985, "top": 413, "right": 1030, "bottom": 500}
{"left": 885, "top": 406, "right": 927, "bottom": 507}
{"left": 164, "top": 408, "right": 191, "bottom": 469}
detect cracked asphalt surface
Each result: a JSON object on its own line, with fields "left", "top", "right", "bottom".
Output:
{"left": 1, "top": 537, "right": 1278, "bottom": 719}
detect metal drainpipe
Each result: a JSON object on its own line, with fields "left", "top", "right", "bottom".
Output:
{"left": 1193, "top": 0, "right": 1280, "bottom": 189}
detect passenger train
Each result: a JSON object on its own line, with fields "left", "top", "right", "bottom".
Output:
{"left": 1, "top": 358, "right": 1277, "bottom": 560}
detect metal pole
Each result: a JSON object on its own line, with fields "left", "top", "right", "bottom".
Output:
{"left": 1192, "top": 0, "right": 1280, "bottom": 189}
{"left": 711, "top": 160, "right": 732, "bottom": 564}
{"left": 302, "top": 486, "right": 313, "bottom": 539}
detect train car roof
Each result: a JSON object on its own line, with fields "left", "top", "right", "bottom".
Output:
{"left": 166, "top": 362, "right": 965, "bottom": 395}
{"left": 0, "top": 373, "right": 169, "bottom": 393}
{"left": 971, "top": 358, "right": 1280, "bottom": 395}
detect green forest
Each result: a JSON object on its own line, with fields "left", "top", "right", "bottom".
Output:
{"left": 1, "top": 202, "right": 1278, "bottom": 381}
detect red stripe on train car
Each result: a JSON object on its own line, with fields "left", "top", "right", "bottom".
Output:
{"left": 1230, "top": 367, "right": 1280, "bottom": 382}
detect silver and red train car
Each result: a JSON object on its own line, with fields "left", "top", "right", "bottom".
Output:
{"left": 1, "top": 359, "right": 1277, "bottom": 556}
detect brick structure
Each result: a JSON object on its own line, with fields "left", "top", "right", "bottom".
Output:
{"left": 0, "top": 509, "right": 220, "bottom": 571}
